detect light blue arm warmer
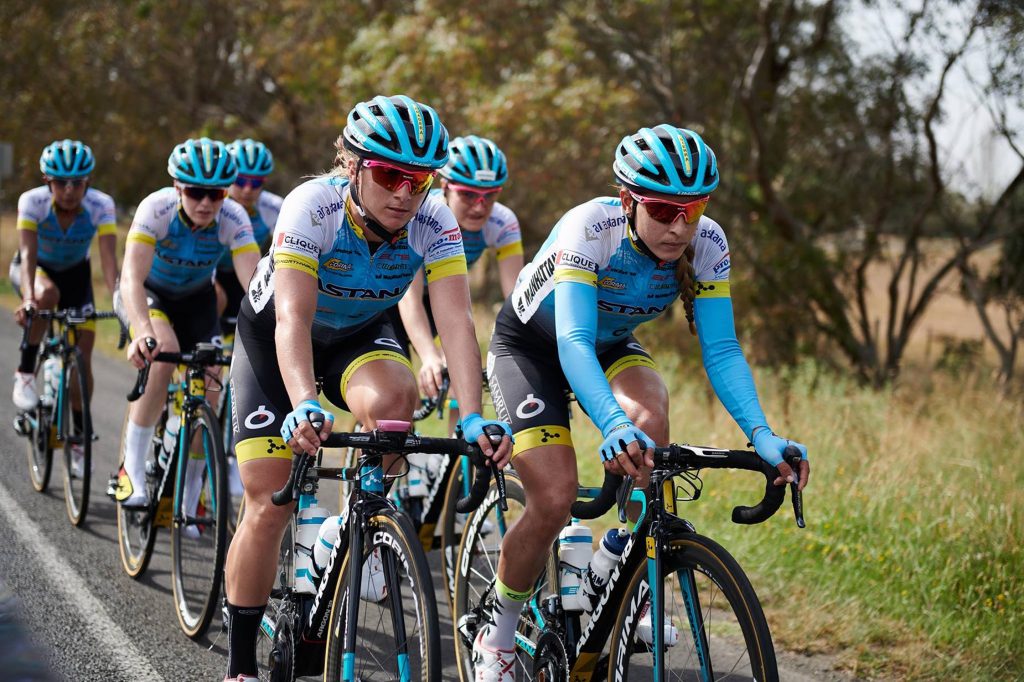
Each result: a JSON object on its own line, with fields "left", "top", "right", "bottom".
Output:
{"left": 554, "top": 280, "right": 630, "bottom": 437}
{"left": 694, "top": 296, "right": 769, "bottom": 441}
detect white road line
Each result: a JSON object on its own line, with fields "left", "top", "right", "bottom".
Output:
{"left": 0, "top": 479, "right": 162, "bottom": 680}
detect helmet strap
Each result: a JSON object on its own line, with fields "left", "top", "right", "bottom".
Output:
{"left": 350, "top": 160, "right": 403, "bottom": 246}
{"left": 625, "top": 204, "right": 665, "bottom": 265}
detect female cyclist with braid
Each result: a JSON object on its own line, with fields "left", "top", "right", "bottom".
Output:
{"left": 475, "top": 125, "right": 810, "bottom": 681}
{"left": 221, "top": 95, "right": 512, "bottom": 681}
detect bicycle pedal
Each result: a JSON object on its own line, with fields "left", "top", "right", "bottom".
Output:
{"left": 456, "top": 612, "right": 480, "bottom": 642}
{"left": 154, "top": 498, "right": 173, "bottom": 527}
{"left": 12, "top": 414, "right": 30, "bottom": 436}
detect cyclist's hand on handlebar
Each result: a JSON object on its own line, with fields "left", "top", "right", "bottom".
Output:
{"left": 127, "top": 336, "right": 160, "bottom": 369}
{"left": 417, "top": 353, "right": 447, "bottom": 399}
{"left": 14, "top": 300, "right": 36, "bottom": 327}
{"left": 599, "top": 422, "right": 654, "bottom": 479}
{"left": 752, "top": 429, "right": 810, "bottom": 492}
{"left": 281, "top": 399, "right": 335, "bottom": 456}
{"left": 460, "top": 413, "right": 514, "bottom": 469}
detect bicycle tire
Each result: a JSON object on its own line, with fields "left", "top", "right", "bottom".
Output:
{"left": 606, "top": 532, "right": 778, "bottom": 682}
{"left": 437, "top": 456, "right": 467, "bottom": 612}
{"left": 61, "top": 348, "right": 92, "bottom": 526}
{"left": 171, "top": 401, "right": 229, "bottom": 639}
{"left": 254, "top": 515, "right": 296, "bottom": 682}
{"left": 324, "top": 507, "right": 441, "bottom": 681}
{"left": 25, "top": 353, "right": 53, "bottom": 493}
{"left": 116, "top": 408, "right": 162, "bottom": 578}
{"left": 452, "top": 472, "right": 551, "bottom": 682}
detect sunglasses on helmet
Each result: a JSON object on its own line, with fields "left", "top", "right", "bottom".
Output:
{"left": 181, "top": 185, "right": 229, "bottom": 202}
{"left": 629, "top": 191, "right": 710, "bottom": 225}
{"left": 448, "top": 183, "right": 501, "bottom": 205}
{"left": 362, "top": 159, "right": 436, "bottom": 195}
{"left": 234, "top": 175, "right": 265, "bottom": 189}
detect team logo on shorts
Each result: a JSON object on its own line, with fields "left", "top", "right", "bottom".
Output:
{"left": 627, "top": 342, "right": 646, "bottom": 353}
{"left": 244, "top": 404, "right": 276, "bottom": 430}
{"left": 375, "top": 337, "right": 402, "bottom": 350}
{"left": 515, "top": 393, "right": 546, "bottom": 419}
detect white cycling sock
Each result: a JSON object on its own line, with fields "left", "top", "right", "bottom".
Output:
{"left": 483, "top": 578, "right": 530, "bottom": 651}
{"left": 123, "top": 420, "right": 156, "bottom": 486}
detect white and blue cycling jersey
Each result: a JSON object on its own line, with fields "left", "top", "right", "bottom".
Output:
{"left": 216, "top": 190, "right": 282, "bottom": 271}
{"left": 127, "top": 187, "right": 257, "bottom": 295}
{"left": 246, "top": 176, "right": 468, "bottom": 337}
{"left": 426, "top": 188, "right": 522, "bottom": 269}
{"left": 16, "top": 186, "right": 117, "bottom": 270}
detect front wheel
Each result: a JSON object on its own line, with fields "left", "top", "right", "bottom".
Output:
{"left": 607, "top": 532, "right": 778, "bottom": 681}
{"left": 324, "top": 508, "right": 440, "bottom": 681}
{"left": 116, "top": 409, "right": 161, "bottom": 578}
{"left": 61, "top": 348, "right": 92, "bottom": 526}
{"left": 24, "top": 356, "right": 53, "bottom": 492}
{"left": 171, "top": 401, "right": 228, "bottom": 639}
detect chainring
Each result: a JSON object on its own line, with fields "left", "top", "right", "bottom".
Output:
{"left": 533, "top": 631, "right": 569, "bottom": 682}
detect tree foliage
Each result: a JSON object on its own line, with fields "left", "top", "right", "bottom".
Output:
{"left": 1, "top": 0, "right": 1020, "bottom": 383}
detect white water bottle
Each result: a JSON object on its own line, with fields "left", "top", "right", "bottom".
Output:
{"left": 311, "top": 514, "right": 345, "bottom": 579}
{"left": 557, "top": 519, "right": 594, "bottom": 612}
{"left": 581, "top": 528, "right": 629, "bottom": 613}
{"left": 294, "top": 504, "right": 330, "bottom": 594}
{"left": 162, "top": 413, "right": 181, "bottom": 457}
{"left": 41, "top": 357, "right": 59, "bottom": 406}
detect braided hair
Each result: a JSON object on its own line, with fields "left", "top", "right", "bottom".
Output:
{"left": 675, "top": 244, "right": 697, "bottom": 336}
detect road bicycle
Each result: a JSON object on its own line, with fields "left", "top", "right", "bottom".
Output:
{"left": 14, "top": 307, "right": 119, "bottom": 526}
{"left": 108, "top": 341, "right": 232, "bottom": 639}
{"left": 452, "top": 443, "right": 805, "bottom": 681}
{"left": 253, "top": 419, "right": 504, "bottom": 681}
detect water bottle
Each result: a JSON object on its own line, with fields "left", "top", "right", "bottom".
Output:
{"left": 294, "top": 503, "right": 330, "bottom": 594}
{"left": 581, "top": 528, "right": 629, "bottom": 613}
{"left": 557, "top": 519, "right": 594, "bottom": 612}
{"left": 405, "top": 452, "right": 430, "bottom": 498}
{"left": 41, "top": 357, "right": 59, "bottom": 406}
{"left": 161, "top": 413, "right": 181, "bottom": 459}
{"left": 311, "top": 514, "right": 345, "bottom": 579}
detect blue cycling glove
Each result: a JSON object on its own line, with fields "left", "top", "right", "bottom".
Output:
{"left": 280, "top": 399, "right": 335, "bottom": 443}
{"left": 751, "top": 428, "right": 808, "bottom": 467}
{"left": 460, "top": 412, "right": 513, "bottom": 445}
{"left": 599, "top": 422, "right": 653, "bottom": 462}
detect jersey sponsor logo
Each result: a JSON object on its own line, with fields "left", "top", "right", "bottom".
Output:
{"left": 556, "top": 249, "right": 598, "bottom": 272}
{"left": 276, "top": 232, "right": 320, "bottom": 257}
{"left": 597, "top": 276, "right": 625, "bottom": 290}
{"left": 597, "top": 300, "right": 668, "bottom": 316}
{"left": 584, "top": 225, "right": 599, "bottom": 241}
{"left": 312, "top": 200, "right": 344, "bottom": 222}
{"left": 513, "top": 251, "right": 558, "bottom": 322}
{"left": 515, "top": 394, "right": 545, "bottom": 419}
{"left": 712, "top": 255, "right": 731, "bottom": 275}
{"left": 317, "top": 280, "right": 404, "bottom": 300}
{"left": 700, "top": 227, "right": 727, "bottom": 253}
{"left": 322, "top": 258, "right": 352, "bottom": 272}
{"left": 586, "top": 215, "right": 627, "bottom": 237}
{"left": 160, "top": 255, "right": 218, "bottom": 268}
{"left": 244, "top": 405, "right": 277, "bottom": 430}
{"left": 416, "top": 212, "right": 444, "bottom": 233}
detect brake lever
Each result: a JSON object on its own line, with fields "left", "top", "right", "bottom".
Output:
{"left": 482, "top": 425, "right": 507, "bottom": 512}
{"left": 784, "top": 450, "right": 805, "bottom": 528}
{"left": 616, "top": 475, "right": 635, "bottom": 524}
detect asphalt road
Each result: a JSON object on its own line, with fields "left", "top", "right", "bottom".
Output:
{"left": 0, "top": 313, "right": 849, "bottom": 681}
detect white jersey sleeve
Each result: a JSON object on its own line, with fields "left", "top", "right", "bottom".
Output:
{"left": 549, "top": 201, "right": 620, "bottom": 286}
{"left": 218, "top": 198, "right": 257, "bottom": 255}
{"left": 16, "top": 186, "right": 51, "bottom": 229}
{"left": 483, "top": 202, "right": 524, "bottom": 261}
{"left": 127, "top": 188, "right": 177, "bottom": 245}
{"left": 691, "top": 216, "right": 731, "bottom": 299}
{"left": 269, "top": 181, "right": 338, "bottom": 278}
{"left": 408, "top": 194, "right": 467, "bottom": 283}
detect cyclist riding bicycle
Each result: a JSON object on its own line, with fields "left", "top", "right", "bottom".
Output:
{"left": 217, "top": 138, "right": 283, "bottom": 496}
{"left": 113, "top": 137, "right": 259, "bottom": 510}
{"left": 394, "top": 135, "right": 523, "bottom": 428}
{"left": 221, "top": 95, "right": 513, "bottom": 682}
{"left": 475, "top": 125, "right": 811, "bottom": 681}
{"left": 10, "top": 140, "right": 119, "bottom": 476}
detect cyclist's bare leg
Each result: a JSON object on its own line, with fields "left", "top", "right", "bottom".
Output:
{"left": 214, "top": 279, "right": 228, "bottom": 318}
{"left": 71, "top": 328, "right": 95, "bottom": 410}
{"left": 494, "top": 443, "right": 578, "bottom": 591}
{"left": 341, "top": 356, "right": 419, "bottom": 474}
{"left": 225, "top": 456, "right": 294, "bottom": 605}
{"left": 127, "top": 316, "right": 179, "bottom": 428}
{"left": 609, "top": 364, "right": 669, "bottom": 494}
{"left": 25, "top": 276, "right": 59, "bottom": 346}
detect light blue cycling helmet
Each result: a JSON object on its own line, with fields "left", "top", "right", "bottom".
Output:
{"left": 613, "top": 125, "right": 719, "bottom": 196}
{"left": 440, "top": 135, "right": 508, "bottom": 188}
{"left": 228, "top": 138, "right": 274, "bottom": 176}
{"left": 342, "top": 95, "right": 449, "bottom": 169}
{"left": 167, "top": 137, "right": 238, "bottom": 187}
{"left": 39, "top": 140, "right": 95, "bottom": 179}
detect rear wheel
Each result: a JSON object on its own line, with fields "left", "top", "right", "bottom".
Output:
{"left": 61, "top": 348, "right": 92, "bottom": 526}
{"left": 438, "top": 457, "right": 468, "bottom": 611}
{"left": 324, "top": 508, "right": 441, "bottom": 681}
{"left": 607, "top": 532, "right": 778, "bottom": 681}
{"left": 116, "top": 409, "right": 163, "bottom": 578}
{"left": 25, "top": 354, "right": 53, "bottom": 493}
{"left": 171, "top": 401, "right": 228, "bottom": 639}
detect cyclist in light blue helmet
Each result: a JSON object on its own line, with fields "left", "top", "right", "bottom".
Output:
{"left": 473, "top": 125, "right": 809, "bottom": 681}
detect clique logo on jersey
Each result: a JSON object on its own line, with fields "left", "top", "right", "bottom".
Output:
{"left": 557, "top": 249, "right": 598, "bottom": 273}
{"left": 276, "top": 231, "right": 319, "bottom": 257}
